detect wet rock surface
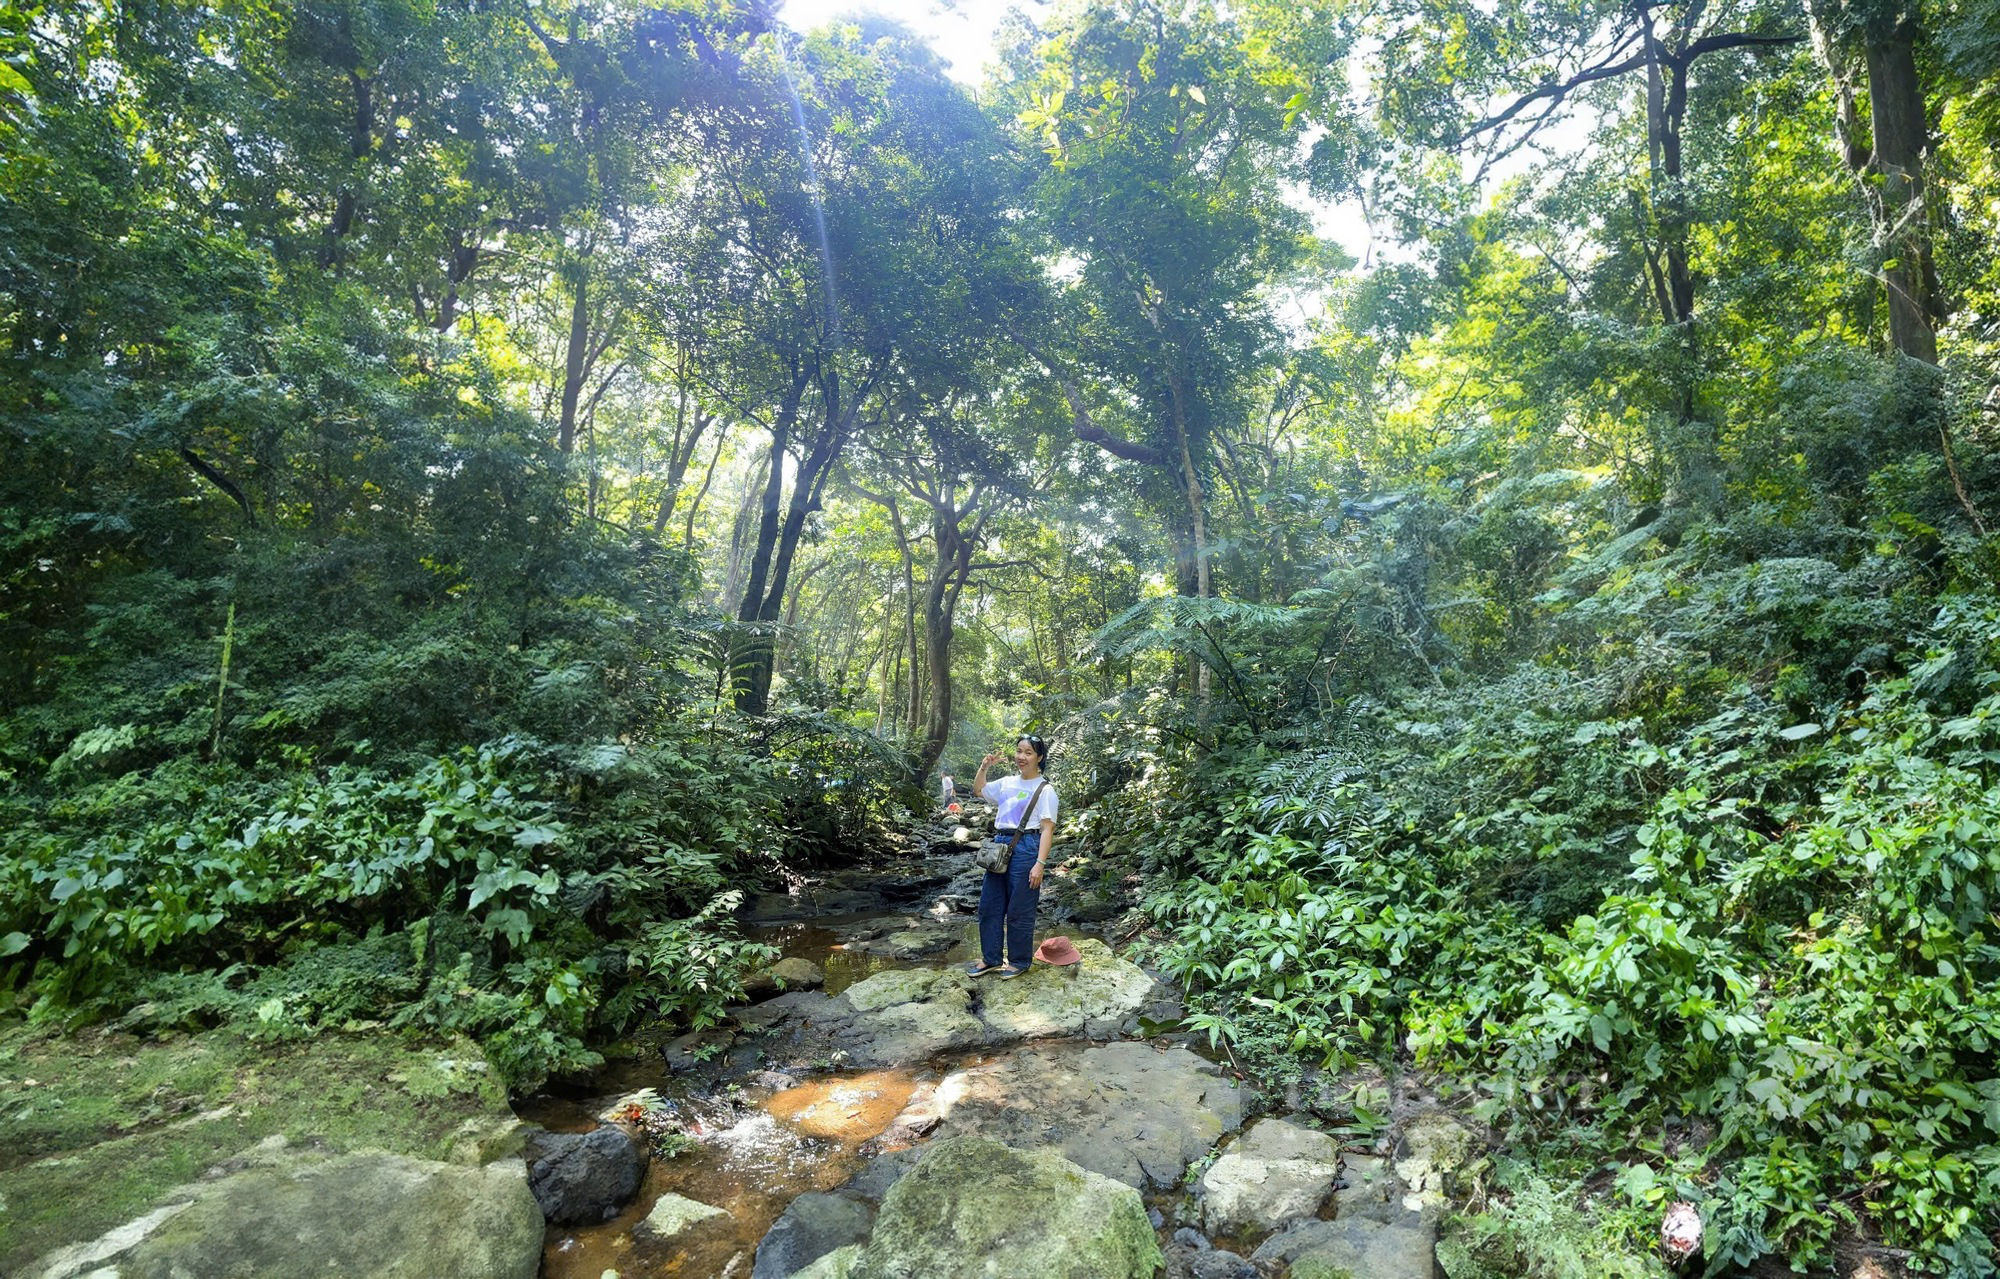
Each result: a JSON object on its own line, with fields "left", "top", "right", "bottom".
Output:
{"left": 639, "top": 1191, "right": 730, "bottom": 1242}
{"left": 744, "top": 957, "right": 829, "bottom": 998}
{"left": 525, "top": 1125, "right": 646, "bottom": 1224}
{"left": 1253, "top": 1215, "right": 1437, "bottom": 1279}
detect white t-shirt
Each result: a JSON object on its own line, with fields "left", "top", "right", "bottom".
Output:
{"left": 984, "top": 774, "right": 1059, "bottom": 830}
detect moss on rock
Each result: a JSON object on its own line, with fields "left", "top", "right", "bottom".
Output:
{"left": 850, "top": 1135, "right": 1163, "bottom": 1279}
{"left": 0, "top": 1023, "right": 517, "bottom": 1274}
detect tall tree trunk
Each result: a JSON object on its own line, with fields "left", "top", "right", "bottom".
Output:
{"left": 720, "top": 449, "right": 770, "bottom": 613}
{"left": 435, "top": 231, "right": 479, "bottom": 332}
{"left": 736, "top": 373, "right": 855, "bottom": 714}
{"left": 681, "top": 429, "right": 729, "bottom": 550}
{"left": 915, "top": 523, "right": 980, "bottom": 783}
{"left": 1864, "top": 22, "right": 1940, "bottom": 364}
{"left": 1168, "top": 370, "right": 1212, "bottom": 701}
{"left": 734, "top": 385, "right": 803, "bottom": 627}
{"left": 556, "top": 261, "right": 591, "bottom": 454}
{"left": 319, "top": 69, "right": 372, "bottom": 268}
{"left": 919, "top": 575, "right": 954, "bottom": 782}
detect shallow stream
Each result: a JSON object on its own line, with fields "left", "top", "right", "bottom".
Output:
{"left": 518, "top": 845, "right": 1140, "bottom": 1278}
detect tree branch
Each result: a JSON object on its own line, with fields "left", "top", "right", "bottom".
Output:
{"left": 1004, "top": 325, "right": 1169, "bottom": 466}
{"left": 181, "top": 448, "right": 256, "bottom": 522}
{"left": 1456, "top": 28, "right": 1799, "bottom": 146}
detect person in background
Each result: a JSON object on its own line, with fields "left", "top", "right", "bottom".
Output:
{"left": 940, "top": 772, "right": 956, "bottom": 811}
{"left": 966, "top": 735, "right": 1057, "bottom": 979}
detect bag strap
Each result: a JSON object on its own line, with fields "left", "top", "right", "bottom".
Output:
{"left": 1005, "top": 779, "right": 1051, "bottom": 852}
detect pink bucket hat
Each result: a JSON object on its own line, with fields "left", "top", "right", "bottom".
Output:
{"left": 1034, "top": 936, "right": 1082, "bottom": 966}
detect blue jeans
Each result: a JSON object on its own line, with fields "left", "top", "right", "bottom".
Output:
{"left": 978, "top": 830, "right": 1042, "bottom": 967}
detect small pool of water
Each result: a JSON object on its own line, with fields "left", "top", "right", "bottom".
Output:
{"left": 742, "top": 917, "right": 944, "bottom": 996}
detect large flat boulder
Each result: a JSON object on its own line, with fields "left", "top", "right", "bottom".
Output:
{"left": 1197, "top": 1117, "right": 1342, "bottom": 1236}
{"left": 842, "top": 1135, "right": 1163, "bottom": 1279}
{"left": 906, "top": 1040, "right": 1246, "bottom": 1190}
{"left": 0, "top": 1026, "right": 525, "bottom": 1275}
{"left": 976, "top": 942, "right": 1158, "bottom": 1040}
{"left": 29, "top": 1139, "right": 543, "bottom": 1279}
{"left": 844, "top": 984, "right": 989, "bottom": 1066}
{"left": 792, "top": 939, "right": 1158, "bottom": 1068}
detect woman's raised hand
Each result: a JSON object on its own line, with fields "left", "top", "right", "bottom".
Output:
{"left": 981, "top": 752, "right": 1003, "bottom": 768}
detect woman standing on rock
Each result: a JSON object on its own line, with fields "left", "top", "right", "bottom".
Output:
{"left": 967, "top": 735, "right": 1058, "bottom": 980}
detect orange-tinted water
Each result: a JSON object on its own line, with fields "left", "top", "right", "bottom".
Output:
{"left": 526, "top": 1068, "right": 924, "bottom": 1278}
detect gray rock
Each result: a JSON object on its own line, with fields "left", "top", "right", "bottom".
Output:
{"left": 769, "top": 957, "right": 827, "bottom": 988}
{"left": 754, "top": 1192, "right": 876, "bottom": 1279}
{"left": 973, "top": 939, "right": 1156, "bottom": 1041}
{"left": 641, "top": 1192, "right": 729, "bottom": 1242}
{"left": 841, "top": 1135, "right": 1162, "bottom": 1278}
{"left": 33, "top": 1146, "right": 543, "bottom": 1279}
{"left": 917, "top": 1040, "right": 1245, "bottom": 1191}
{"left": 1335, "top": 1154, "right": 1412, "bottom": 1225}
{"left": 744, "top": 957, "right": 829, "bottom": 998}
{"left": 841, "top": 983, "right": 988, "bottom": 1067}
{"left": 839, "top": 1149, "right": 921, "bottom": 1203}
{"left": 1173, "top": 1227, "right": 1212, "bottom": 1251}
{"left": 791, "top": 1245, "right": 863, "bottom": 1279}
{"left": 1253, "top": 1216, "right": 1436, "bottom": 1279}
{"left": 1394, "top": 1111, "right": 1477, "bottom": 1219}
{"left": 1189, "top": 1249, "right": 1258, "bottom": 1279}
{"left": 664, "top": 1026, "right": 739, "bottom": 1073}
{"left": 843, "top": 967, "right": 956, "bottom": 1013}
{"left": 803, "top": 889, "right": 886, "bottom": 915}
{"left": 527, "top": 1126, "right": 645, "bottom": 1224}
{"left": 1197, "top": 1117, "right": 1342, "bottom": 1236}
{"left": 820, "top": 941, "right": 1160, "bottom": 1068}
{"left": 738, "top": 990, "right": 840, "bottom": 1031}
{"left": 853, "top": 928, "right": 958, "bottom": 959}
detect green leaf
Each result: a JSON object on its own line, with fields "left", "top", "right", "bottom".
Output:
{"left": 0, "top": 932, "right": 28, "bottom": 957}
{"left": 1778, "top": 723, "right": 1821, "bottom": 741}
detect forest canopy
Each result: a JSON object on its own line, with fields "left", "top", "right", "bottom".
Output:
{"left": 3, "top": 0, "right": 1999, "bottom": 1271}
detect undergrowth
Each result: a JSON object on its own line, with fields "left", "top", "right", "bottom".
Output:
{"left": 1081, "top": 533, "right": 2000, "bottom": 1275}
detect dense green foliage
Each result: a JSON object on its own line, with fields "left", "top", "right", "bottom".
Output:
{"left": 0, "top": 0, "right": 913, "bottom": 1089}
{"left": 5, "top": 0, "right": 2000, "bottom": 1271}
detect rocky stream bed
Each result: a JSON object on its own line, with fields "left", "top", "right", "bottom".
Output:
{"left": 6, "top": 832, "right": 1487, "bottom": 1279}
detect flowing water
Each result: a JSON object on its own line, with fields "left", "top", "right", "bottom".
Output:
{"left": 522, "top": 1064, "right": 925, "bottom": 1279}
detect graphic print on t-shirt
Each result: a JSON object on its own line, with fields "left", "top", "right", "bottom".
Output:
{"left": 986, "top": 774, "right": 1059, "bottom": 830}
